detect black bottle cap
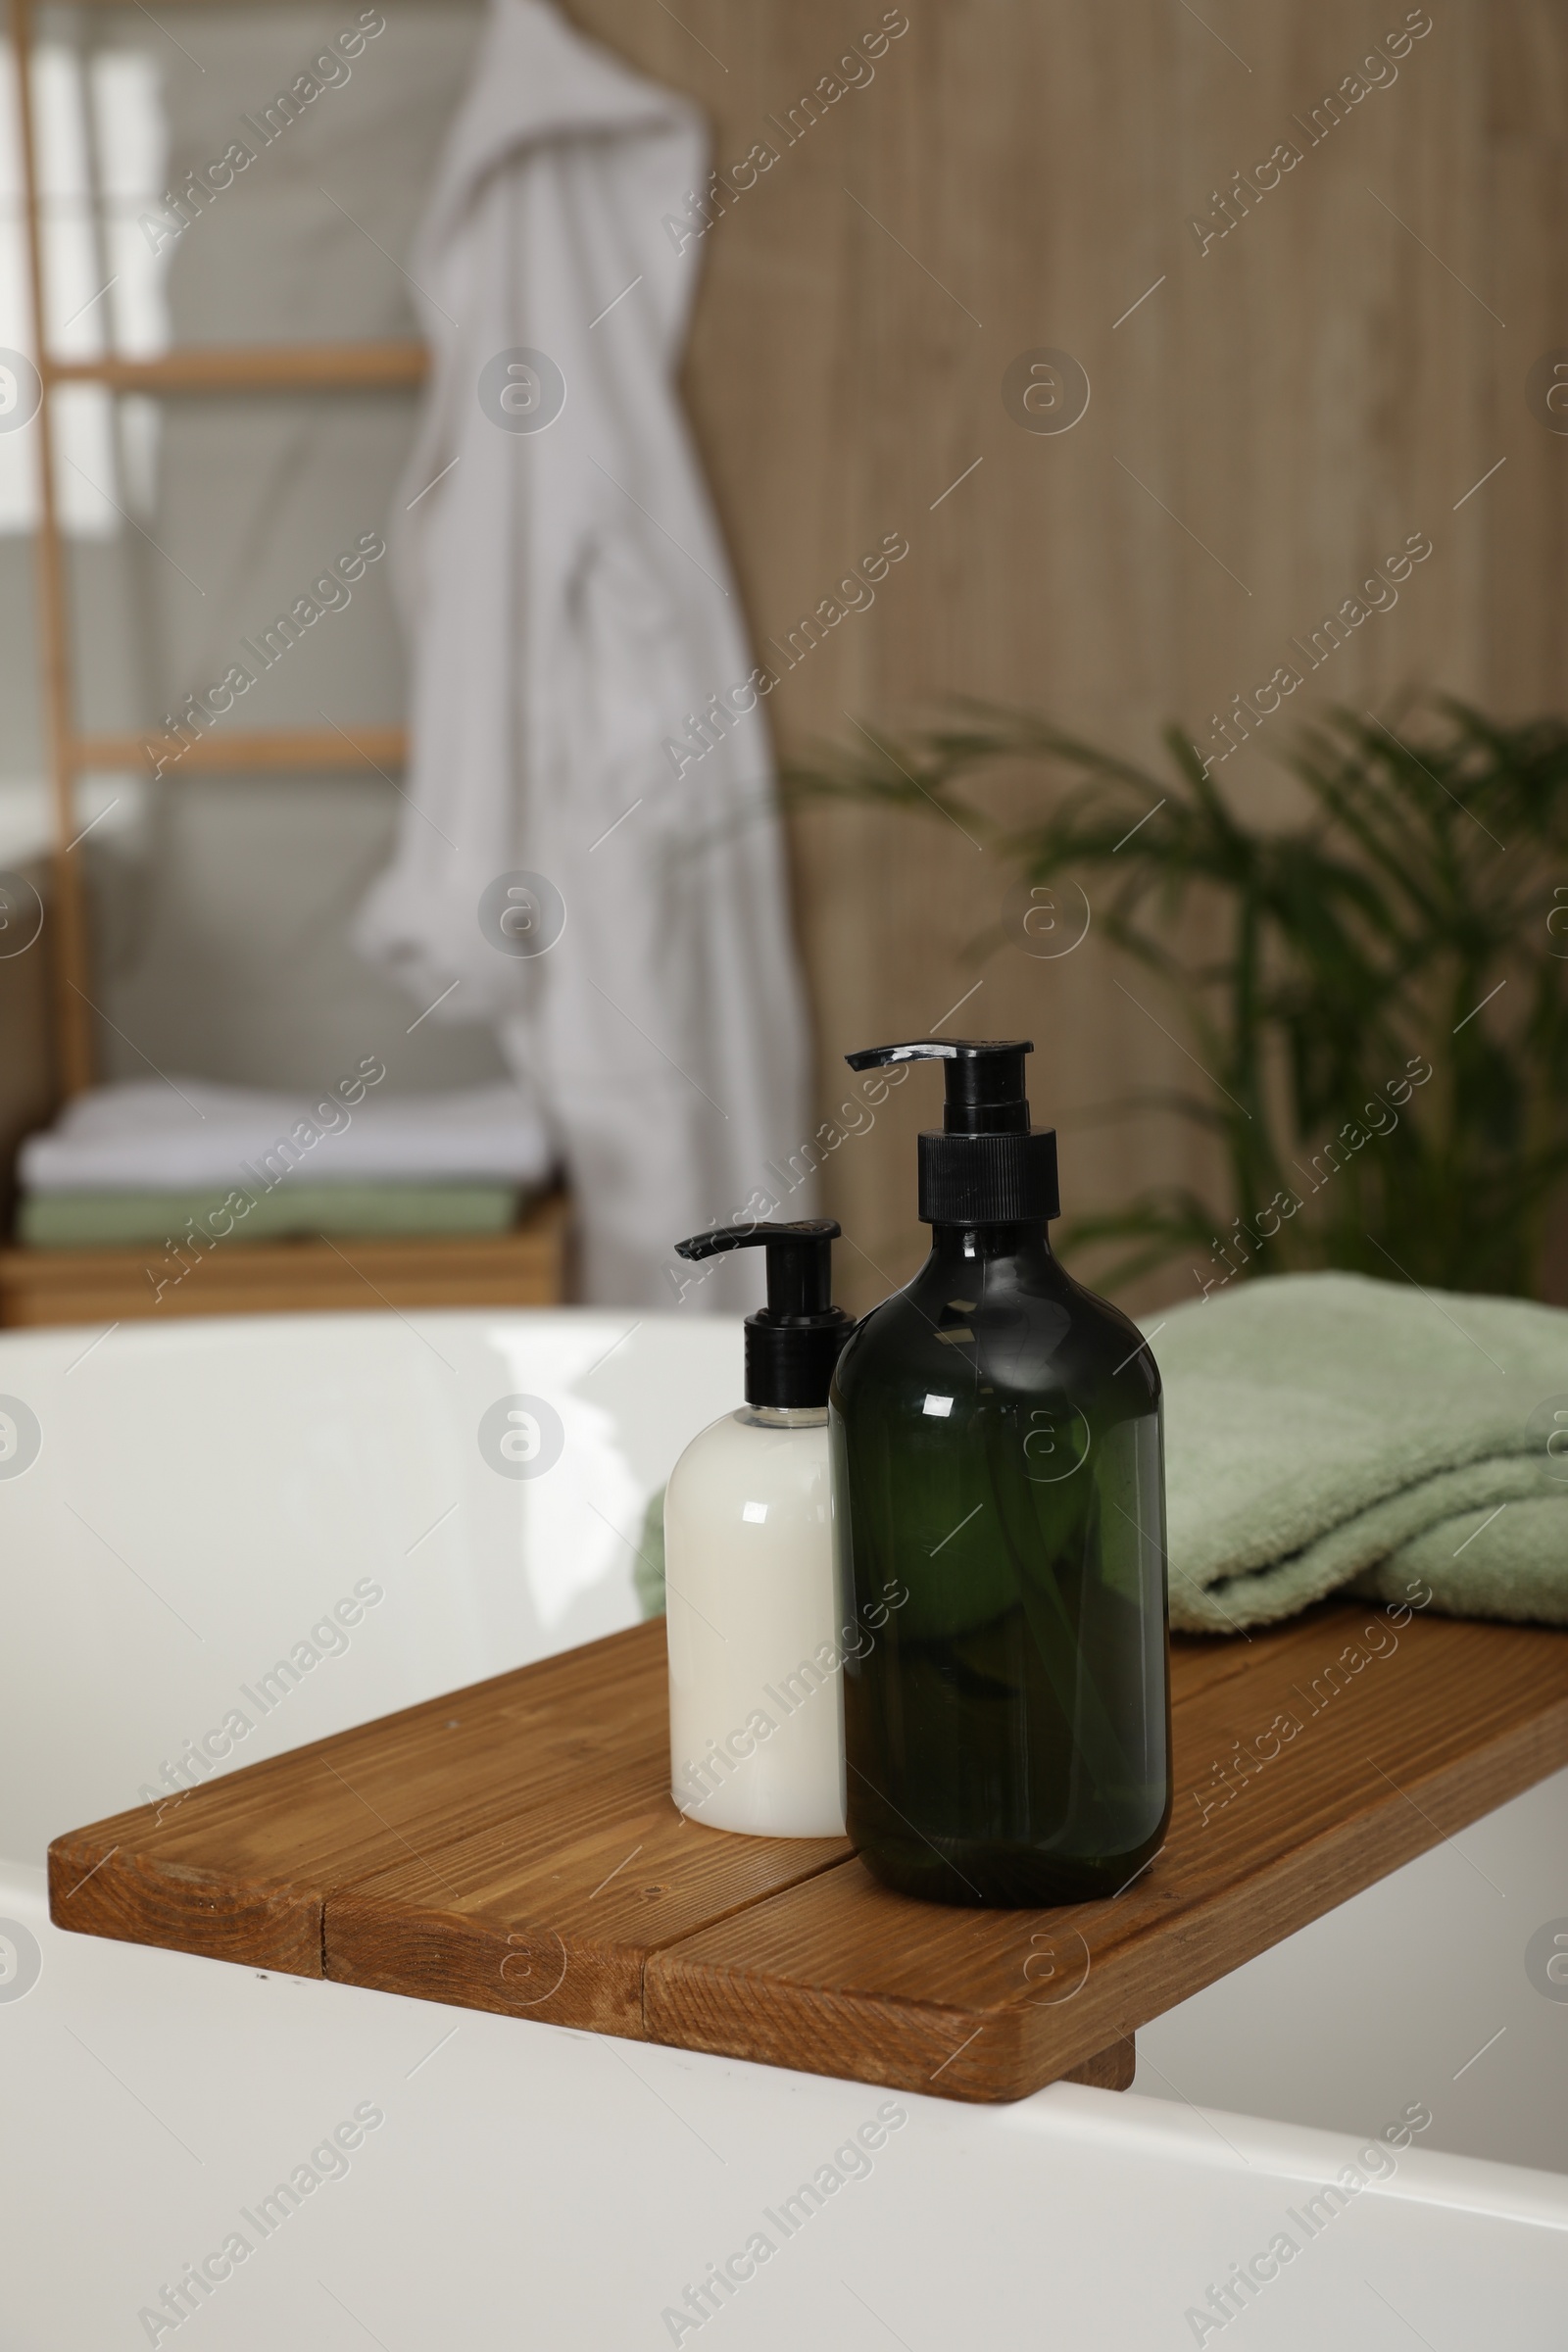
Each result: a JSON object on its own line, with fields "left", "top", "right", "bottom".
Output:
{"left": 673, "top": 1219, "right": 854, "bottom": 1407}
{"left": 844, "top": 1040, "right": 1060, "bottom": 1226}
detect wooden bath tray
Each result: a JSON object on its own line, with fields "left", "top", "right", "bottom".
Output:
{"left": 48, "top": 1601, "right": 1568, "bottom": 2104}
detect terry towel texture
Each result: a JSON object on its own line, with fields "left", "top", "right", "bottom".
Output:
{"left": 1157, "top": 1272, "right": 1568, "bottom": 1634}
{"left": 18, "top": 1185, "right": 521, "bottom": 1250}
{"left": 20, "top": 1079, "right": 554, "bottom": 1194}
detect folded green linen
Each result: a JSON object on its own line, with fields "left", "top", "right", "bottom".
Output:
{"left": 634, "top": 1487, "right": 667, "bottom": 1621}
{"left": 631, "top": 1271, "right": 1568, "bottom": 1636}
{"left": 19, "top": 1183, "right": 522, "bottom": 1249}
{"left": 1156, "top": 1271, "right": 1568, "bottom": 1634}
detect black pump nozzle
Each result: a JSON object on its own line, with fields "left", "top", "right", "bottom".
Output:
{"left": 845, "top": 1039, "right": 1059, "bottom": 1227}
{"left": 846, "top": 1039, "right": 1033, "bottom": 1135}
{"left": 674, "top": 1219, "right": 853, "bottom": 1407}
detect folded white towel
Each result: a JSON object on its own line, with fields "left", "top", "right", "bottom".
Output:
{"left": 20, "top": 1076, "right": 556, "bottom": 1195}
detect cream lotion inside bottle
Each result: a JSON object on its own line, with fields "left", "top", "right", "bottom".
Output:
{"left": 664, "top": 1220, "right": 854, "bottom": 1838}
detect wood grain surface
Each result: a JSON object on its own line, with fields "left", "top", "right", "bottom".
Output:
{"left": 559, "top": 0, "right": 1568, "bottom": 1316}
{"left": 49, "top": 1598, "right": 1568, "bottom": 2102}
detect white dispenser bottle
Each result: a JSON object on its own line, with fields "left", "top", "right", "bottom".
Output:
{"left": 664, "top": 1220, "right": 854, "bottom": 1838}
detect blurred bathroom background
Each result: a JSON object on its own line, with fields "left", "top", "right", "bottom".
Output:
{"left": 1, "top": 0, "right": 1563, "bottom": 1319}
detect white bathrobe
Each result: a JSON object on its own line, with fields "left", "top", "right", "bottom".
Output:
{"left": 354, "top": 0, "right": 812, "bottom": 1306}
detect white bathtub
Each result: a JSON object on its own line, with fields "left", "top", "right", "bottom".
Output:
{"left": 1, "top": 1309, "right": 1563, "bottom": 2349}
{"left": 0, "top": 1308, "right": 732, "bottom": 1865}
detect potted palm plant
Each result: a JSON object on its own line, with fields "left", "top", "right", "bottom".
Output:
{"left": 789, "top": 703, "right": 1568, "bottom": 1298}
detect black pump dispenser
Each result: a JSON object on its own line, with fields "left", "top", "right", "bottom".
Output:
{"left": 845, "top": 1040, "right": 1059, "bottom": 1226}
{"left": 829, "top": 1037, "right": 1171, "bottom": 1907}
{"left": 674, "top": 1219, "right": 853, "bottom": 1407}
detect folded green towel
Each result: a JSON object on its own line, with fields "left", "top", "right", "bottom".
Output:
{"left": 634, "top": 1487, "right": 667, "bottom": 1621}
{"left": 632, "top": 1272, "right": 1568, "bottom": 1639}
{"left": 19, "top": 1183, "right": 523, "bottom": 1250}
{"left": 1156, "top": 1271, "right": 1568, "bottom": 1634}
{"left": 1371, "top": 1496, "right": 1566, "bottom": 1626}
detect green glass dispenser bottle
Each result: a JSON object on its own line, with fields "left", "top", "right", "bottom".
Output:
{"left": 830, "top": 1040, "right": 1170, "bottom": 1906}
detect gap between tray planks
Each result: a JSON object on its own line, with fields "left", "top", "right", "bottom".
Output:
{"left": 47, "top": 1625, "right": 850, "bottom": 1990}
{"left": 48, "top": 1606, "right": 1568, "bottom": 2104}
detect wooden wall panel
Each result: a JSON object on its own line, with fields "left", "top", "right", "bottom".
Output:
{"left": 572, "top": 0, "right": 1563, "bottom": 1312}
